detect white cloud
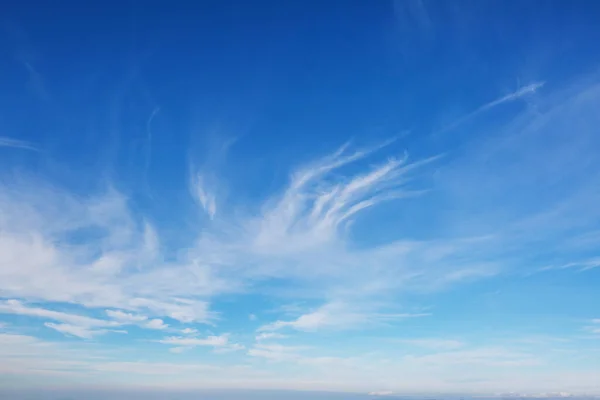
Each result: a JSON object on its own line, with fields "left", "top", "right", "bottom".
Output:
{"left": 191, "top": 173, "right": 217, "bottom": 219}
{"left": 0, "top": 183, "right": 219, "bottom": 327}
{"left": 396, "top": 338, "right": 464, "bottom": 350}
{"left": 169, "top": 346, "right": 186, "bottom": 354}
{"left": 540, "top": 257, "right": 600, "bottom": 272}
{"left": 0, "top": 333, "right": 228, "bottom": 378}
{"left": 256, "top": 332, "right": 287, "bottom": 341}
{"left": 213, "top": 343, "right": 245, "bottom": 353}
{"left": 247, "top": 343, "right": 354, "bottom": 372}
{"left": 248, "top": 140, "right": 438, "bottom": 255}
{"left": 0, "top": 333, "right": 56, "bottom": 353}
{"left": 247, "top": 343, "right": 307, "bottom": 362}
{"left": 0, "top": 300, "right": 118, "bottom": 328}
{"left": 480, "top": 82, "right": 545, "bottom": 111}
{"left": 586, "top": 319, "right": 600, "bottom": 334}
{"left": 89, "top": 361, "right": 221, "bottom": 375}
{"left": 0, "top": 300, "right": 127, "bottom": 339}
{"left": 181, "top": 328, "right": 198, "bottom": 335}
{"left": 145, "top": 319, "right": 168, "bottom": 330}
{"left": 127, "top": 297, "right": 215, "bottom": 324}
{"left": 158, "top": 334, "right": 246, "bottom": 354}
{"left": 259, "top": 302, "right": 429, "bottom": 332}
{"left": 44, "top": 323, "right": 102, "bottom": 339}
{"left": 105, "top": 310, "right": 148, "bottom": 323}
{"left": 0, "top": 134, "right": 495, "bottom": 340}
{"left": 0, "top": 301, "right": 176, "bottom": 338}
{"left": 158, "top": 335, "right": 229, "bottom": 347}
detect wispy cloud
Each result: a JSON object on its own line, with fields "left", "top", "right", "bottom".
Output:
{"left": 586, "top": 319, "right": 600, "bottom": 335}
{"left": 403, "top": 347, "right": 541, "bottom": 367}
{"left": 0, "top": 301, "right": 173, "bottom": 339}
{"left": 256, "top": 332, "right": 287, "bottom": 341}
{"left": 44, "top": 323, "right": 107, "bottom": 339}
{"left": 540, "top": 257, "right": 600, "bottom": 272}
{"left": 247, "top": 139, "right": 438, "bottom": 255}
{"left": 436, "top": 81, "right": 545, "bottom": 134}
{"left": 143, "top": 106, "right": 160, "bottom": 194}
{"left": 0, "top": 300, "right": 119, "bottom": 329}
{"left": 191, "top": 173, "right": 217, "bottom": 219}
{"left": 0, "top": 332, "right": 236, "bottom": 379}
{"left": 145, "top": 319, "right": 169, "bottom": 330}
{"left": 480, "top": 82, "right": 546, "bottom": 111}
{"left": 2, "top": 73, "right": 600, "bottom": 393}
{"left": 259, "top": 302, "right": 429, "bottom": 332}
{"left": 213, "top": 343, "right": 246, "bottom": 354}
{"left": 395, "top": 338, "right": 464, "bottom": 350}
{"left": 105, "top": 310, "right": 168, "bottom": 330}
{"left": 105, "top": 310, "right": 148, "bottom": 323}
{"left": 0, "top": 136, "right": 38, "bottom": 151}
{"left": 158, "top": 334, "right": 243, "bottom": 353}
{"left": 0, "top": 182, "right": 218, "bottom": 330}
{"left": 0, "top": 300, "right": 127, "bottom": 339}
{"left": 0, "top": 136, "right": 499, "bottom": 340}
{"left": 158, "top": 335, "right": 229, "bottom": 347}
{"left": 247, "top": 343, "right": 312, "bottom": 362}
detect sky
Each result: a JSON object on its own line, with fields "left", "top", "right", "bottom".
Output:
{"left": 1, "top": 0, "right": 600, "bottom": 397}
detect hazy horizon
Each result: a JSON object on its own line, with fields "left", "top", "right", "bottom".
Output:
{"left": 2, "top": 388, "right": 599, "bottom": 400}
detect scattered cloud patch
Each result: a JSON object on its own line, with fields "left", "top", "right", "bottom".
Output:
{"left": 158, "top": 334, "right": 243, "bottom": 353}
{"left": 213, "top": 343, "right": 245, "bottom": 353}
{"left": 158, "top": 335, "right": 229, "bottom": 347}
{"left": 247, "top": 343, "right": 308, "bottom": 362}
{"left": 396, "top": 338, "right": 464, "bottom": 350}
{"left": 169, "top": 347, "right": 186, "bottom": 354}
{"left": 256, "top": 332, "right": 287, "bottom": 341}
{"left": 586, "top": 319, "right": 600, "bottom": 334}
{"left": 105, "top": 310, "right": 148, "bottom": 323}
{"left": 145, "top": 319, "right": 168, "bottom": 330}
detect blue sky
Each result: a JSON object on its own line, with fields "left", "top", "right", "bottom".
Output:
{"left": 1, "top": 0, "right": 600, "bottom": 396}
